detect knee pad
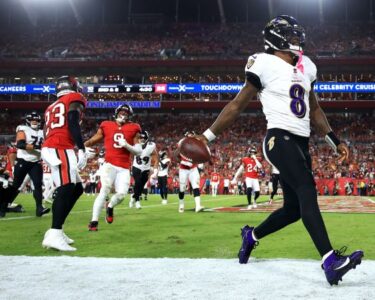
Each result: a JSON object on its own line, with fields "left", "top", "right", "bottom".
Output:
{"left": 193, "top": 188, "right": 200, "bottom": 197}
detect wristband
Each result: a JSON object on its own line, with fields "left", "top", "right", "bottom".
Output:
{"left": 203, "top": 129, "right": 216, "bottom": 142}
{"left": 325, "top": 131, "right": 340, "bottom": 153}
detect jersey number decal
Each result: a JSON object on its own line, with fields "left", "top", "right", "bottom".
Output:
{"left": 136, "top": 156, "right": 150, "bottom": 165}
{"left": 247, "top": 163, "right": 254, "bottom": 173}
{"left": 45, "top": 103, "right": 65, "bottom": 135}
{"left": 289, "top": 84, "right": 306, "bottom": 118}
{"left": 31, "top": 135, "right": 43, "bottom": 147}
{"left": 113, "top": 133, "right": 125, "bottom": 148}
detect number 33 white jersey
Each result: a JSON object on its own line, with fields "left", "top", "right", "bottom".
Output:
{"left": 16, "top": 125, "right": 43, "bottom": 162}
{"left": 245, "top": 52, "right": 317, "bottom": 137}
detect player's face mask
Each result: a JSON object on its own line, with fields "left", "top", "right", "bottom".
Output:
{"left": 30, "top": 120, "right": 40, "bottom": 130}
{"left": 116, "top": 111, "right": 128, "bottom": 124}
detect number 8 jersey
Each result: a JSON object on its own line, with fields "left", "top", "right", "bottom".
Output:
{"left": 43, "top": 92, "right": 87, "bottom": 149}
{"left": 245, "top": 52, "right": 316, "bottom": 137}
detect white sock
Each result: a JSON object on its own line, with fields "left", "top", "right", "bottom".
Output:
{"left": 252, "top": 230, "right": 258, "bottom": 241}
{"left": 92, "top": 191, "right": 108, "bottom": 221}
{"left": 322, "top": 250, "right": 334, "bottom": 263}
{"left": 179, "top": 200, "right": 184, "bottom": 206}
{"left": 109, "top": 193, "right": 125, "bottom": 208}
{"left": 194, "top": 196, "right": 201, "bottom": 207}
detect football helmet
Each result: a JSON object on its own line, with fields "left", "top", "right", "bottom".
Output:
{"left": 56, "top": 76, "right": 83, "bottom": 98}
{"left": 99, "top": 148, "right": 105, "bottom": 158}
{"left": 25, "top": 111, "right": 42, "bottom": 130}
{"left": 139, "top": 130, "right": 149, "bottom": 146}
{"left": 184, "top": 130, "right": 196, "bottom": 137}
{"left": 114, "top": 104, "right": 133, "bottom": 124}
{"left": 263, "top": 15, "right": 305, "bottom": 56}
{"left": 248, "top": 146, "right": 257, "bottom": 156}
{"left": 159, "top": 150, "right": 167, "bottom": 160}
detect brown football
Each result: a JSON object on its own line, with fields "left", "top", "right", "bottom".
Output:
{"left": 178, "top": 137, "right": 211, "bottom": 164}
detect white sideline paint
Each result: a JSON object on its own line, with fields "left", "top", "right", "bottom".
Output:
{"left": 0, "top": 256, "right": 373, "bottom": 300}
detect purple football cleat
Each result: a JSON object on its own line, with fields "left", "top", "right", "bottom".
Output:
{"left": 238, "top": 225, "right": 259, "bottom": 264}
{"left": 322, "top": 247, "right": 364, "bottom": 285}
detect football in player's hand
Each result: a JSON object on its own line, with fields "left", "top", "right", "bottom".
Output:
{"left": 178, "top": 136, "right": 211, "bottom": 164}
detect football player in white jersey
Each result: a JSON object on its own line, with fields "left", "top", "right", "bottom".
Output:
{"left": 197, "top": 15, "right": 362, "bottom": 285}
{"left": 130, "top": 131, "right": 158, "bottom": 209}
{"left": 3, "top": 112, "right": 50, "bottom": 217}
{"left": 157, "top": 150, "right": 170, "bottom": 205}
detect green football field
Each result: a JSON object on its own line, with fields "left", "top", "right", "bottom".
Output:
{"left": 0, "top": 194, "right": 374, "bottom": 260}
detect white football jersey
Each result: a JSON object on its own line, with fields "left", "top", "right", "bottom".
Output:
{"left": 16, "top": 125, "right": 43, "bottom": 162}
{"left": 245, "top": 53, "right": 316, "bottom": 137}
{"left": 132, "top": 142, "right": 156, "bottom": 172}
{"left": 158, "top": 157, "right": 170, "bottom": 177}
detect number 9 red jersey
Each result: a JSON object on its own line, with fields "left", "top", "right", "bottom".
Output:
{"left": 100, "top": 120, "right": 141, "bottom": 169}
{"left": 43, "top": 92, "right": 87, "bottom": 149}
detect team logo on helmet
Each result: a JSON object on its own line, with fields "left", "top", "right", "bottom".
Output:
{"left": 263, "top": 15, "right": 305, "bottom": 56}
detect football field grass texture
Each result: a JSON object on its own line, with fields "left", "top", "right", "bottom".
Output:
{"left": 0, "top": 194, "right": 374, "bottom": 260}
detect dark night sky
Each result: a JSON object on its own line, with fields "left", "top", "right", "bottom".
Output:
{"left": 0, "top": 0, "right": 373, "bottom": 26}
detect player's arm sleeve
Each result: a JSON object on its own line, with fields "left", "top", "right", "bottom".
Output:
{"left": 68, "top": 102, "right": 85, "bottom": 150}
{"left": 244, "top": 54, "right": 264, "bottom": 90}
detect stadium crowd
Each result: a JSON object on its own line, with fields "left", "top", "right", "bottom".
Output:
{"left": 1, "top": 111, "right": 374, "bottom": 193}
{"left": 0, "top": 22, "right": 374, "bottom": 61}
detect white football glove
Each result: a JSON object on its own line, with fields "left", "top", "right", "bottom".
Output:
{"left": 251, "top": 154, "right": 256, "bottom": 159}
{"left": 77, "top": 149, "right": 88, "bottom": 170}
{"left": 85, "top": 147, "right": 96, "bottom": 159}
{"left": 117, "top": 137, "right": 128, "bottom": 148}
{"left": 230, "top": 179, "right": 236, "bottom": 185}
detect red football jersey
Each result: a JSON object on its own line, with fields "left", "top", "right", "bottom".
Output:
{"left": 100, "top": 120, "right": 141, "bottom": 169}
{"left": 211, "top": 172, "right": 220, "bottom": 183}
{"left": 43, "top": 92, "right": 87, "bottom": 149}
{"left": 242, "top": 157, "right": 260, "bottom": 179}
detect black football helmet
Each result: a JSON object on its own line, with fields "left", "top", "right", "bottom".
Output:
{"left": 25, "top": 111, "right": 41, "bottom": 129}
{"left": 139, "top": 130, "right": 149, "bottom": 146}
{"left": 159, "top": 150, "right": 167, "bottom": 160}
{"left": 248, "top": 146, "right": 257, "bottom": 156}
{"left": 114, "top": 104, "right": 133, "bottom": 124}
{"left": 56, "top": 76, "right": 82, "bottom": 98}
{"left": 263, "top": 15, "right": 305, "bottom": 55}
{"left": 184, "top": 130, "right": 196, "bottom": 137}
